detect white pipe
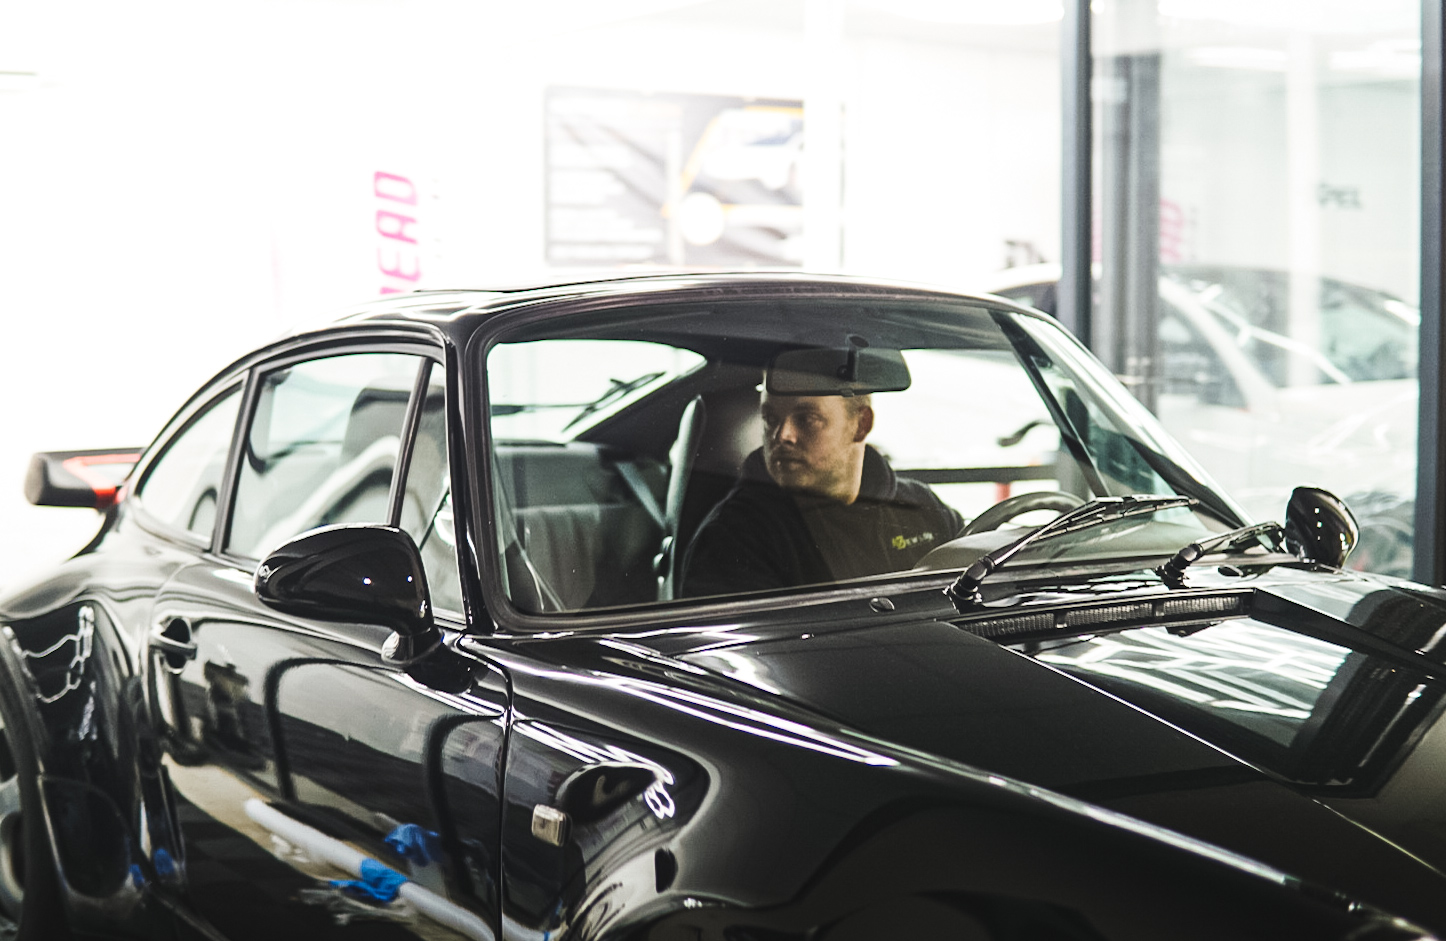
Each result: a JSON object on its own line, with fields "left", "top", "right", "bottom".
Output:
{"left": 244, "top": 799, "right": 494, "bottom": 941}
{"left": 395, "top": 882, "right": 494, "bottom": 941}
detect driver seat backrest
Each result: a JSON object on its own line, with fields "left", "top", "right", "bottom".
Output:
{"left": 670, "top": 384, "right": 763, "bottom": 586}
{"left": 656, "top": 396, "right": 706, "bottom": 600}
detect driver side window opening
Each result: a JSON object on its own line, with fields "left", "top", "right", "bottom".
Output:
{"left": 226, "top": 351, "right": 423, "bottom": 560}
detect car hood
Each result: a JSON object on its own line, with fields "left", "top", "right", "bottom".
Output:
{"left": 673, "top": 567, "right": 1446, "bottom": 930}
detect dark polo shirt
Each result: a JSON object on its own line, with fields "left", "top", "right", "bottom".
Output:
{"left": 680, "top": 446, "right": 963, "bottom": 598}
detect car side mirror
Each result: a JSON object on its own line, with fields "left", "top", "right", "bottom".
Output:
{"left": 1283, "top": 486, "right": 1359, "bottom": 569}
{"left": 254, "top": 524, "right": 439, "bottom": 663}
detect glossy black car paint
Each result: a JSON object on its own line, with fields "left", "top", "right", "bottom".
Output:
{"left": 2, "top": 273, "right": 1442, "bottom": 940}
{"left": 254, "top": 523, "right": 443, "bottom": 663}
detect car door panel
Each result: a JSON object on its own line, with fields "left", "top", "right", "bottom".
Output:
{"left": 149, "top": 561, "right": 508, "bottom": 941}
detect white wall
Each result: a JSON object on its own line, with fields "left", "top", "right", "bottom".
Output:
{"left": 0, "top": 0, "right": 1060, "bottom": 589}
{"left": 1159, "top": 48, "right": 1420, "bottom": 299}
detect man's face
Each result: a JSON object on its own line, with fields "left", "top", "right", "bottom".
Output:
{"left": 760, "top": 392, "right": 871, "bottom": 501}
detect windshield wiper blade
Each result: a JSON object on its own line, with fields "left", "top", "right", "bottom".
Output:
{"left": 946, "top": 494, "right": 1198, "bottom": 610}
{"left": 1155, "top": 521, "right": 1285, "bottom": 588}
{"left": 560, "top": 371, "right": 665, "bottom": 432}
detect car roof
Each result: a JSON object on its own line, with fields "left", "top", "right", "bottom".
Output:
{"left": 328, "top": 270, "right": 1032, "bottom": 333}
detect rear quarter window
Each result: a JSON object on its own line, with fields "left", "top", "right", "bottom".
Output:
{"left": 136, "top": 386, "right": 242, "bottom": 538}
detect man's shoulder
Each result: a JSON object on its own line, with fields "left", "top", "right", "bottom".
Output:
{"left": 888, "top": 472, "right": 964, "bottom": 535}
{"left": 692, "top": 451, "right": 784, "bottom": 528}
{"left": 710, "top": 473, "right": 791, "bottom": 521}
{"left": 892, "top": 474, "right": 942, "bottom": 503}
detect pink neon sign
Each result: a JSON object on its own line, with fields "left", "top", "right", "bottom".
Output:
{"left": 376, "top": 171, "right": 420, "bottom": 294}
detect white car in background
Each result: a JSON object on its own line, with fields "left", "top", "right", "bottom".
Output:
{"left": 984, "top": 263, "right": 1419, "bottom": 576}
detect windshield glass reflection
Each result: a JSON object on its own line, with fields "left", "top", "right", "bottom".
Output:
{"left": 483, "top": 300, "right": 1243, "bottom": 611}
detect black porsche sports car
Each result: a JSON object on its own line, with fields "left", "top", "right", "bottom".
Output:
{"left": 7, "top": 272, "right": 1446, "bottom": 940}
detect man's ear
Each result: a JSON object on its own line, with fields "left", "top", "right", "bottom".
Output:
{"left": 853, "top": 405, "right": 874, "bottom": 443}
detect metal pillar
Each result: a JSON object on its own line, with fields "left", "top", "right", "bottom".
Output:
{"left": 1060, "top": 0, "right": 1092, "bottom": 346}
{"left": 1096, "top": 51, "right": 1161, "bottom": 412}
{"left": 1416, "top": 0, "right": 1446, "bottom": 585}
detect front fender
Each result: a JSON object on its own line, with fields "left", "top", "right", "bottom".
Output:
{"left": 636, "top": 791, "right": 1420, "bottom": 941}
{"left": 0, "top": 599, "right": 172, "bottom": 937}
{"left": 495, "top": 645, "right": 1435, "bottom": 941}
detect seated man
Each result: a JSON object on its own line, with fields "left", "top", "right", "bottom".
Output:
{"left": 680, "top": 388, "right": 963, "bottom": 598}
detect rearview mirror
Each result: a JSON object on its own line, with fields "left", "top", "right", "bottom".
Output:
{"left": 766, "top": 346, "right": 911, "bottom": 396}
{"left": 255, "top": 524, "right": 439, "bottom": 663}
{"left": 1283, "top": 487, "right": 1359, "bottom": 568}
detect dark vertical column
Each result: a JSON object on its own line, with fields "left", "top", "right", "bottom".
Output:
{"left": 1059, "top": 0, "right": 1092, "bottom": 346}
{"left": 1415, "top": 0, "right": 1445, "bottom": 585}
{"left": 1097, "top": 53, "right": 1162, "bottom": 411}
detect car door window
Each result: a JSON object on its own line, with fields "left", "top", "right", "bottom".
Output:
{"left": 227, "top": 352, "right": 422, "bottom": 559}
{"left": 398, "top": 366, "right": 463, "bottom": 615}
{"left": 136, "top": 385, "right": 242, "bottom": 538}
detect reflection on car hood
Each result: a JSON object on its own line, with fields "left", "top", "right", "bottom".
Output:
{"left": 673, "top": 566, "right": 1446, "bottom": 929}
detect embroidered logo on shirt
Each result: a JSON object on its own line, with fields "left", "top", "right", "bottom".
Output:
{"left": 891, "top": 532, "right": 936, "bottom": 550}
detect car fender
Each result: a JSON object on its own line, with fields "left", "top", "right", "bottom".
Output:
{"left": 0, "top": 591, "right": 172, "bottom": 937}
{"left": 488, "top": 643, "right": 1423, "bottom": 941}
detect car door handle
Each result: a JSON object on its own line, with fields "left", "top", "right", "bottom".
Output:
{"left": 151, "top": 619, "right": 198, "bottom": 672}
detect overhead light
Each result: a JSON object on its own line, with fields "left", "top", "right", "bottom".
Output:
{"left": 853, "top": 0, "right": 1063, "bottom": 26}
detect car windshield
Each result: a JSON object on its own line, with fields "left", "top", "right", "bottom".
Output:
{"left": 482, "top": 296, "right": 1246, "bottom": 613}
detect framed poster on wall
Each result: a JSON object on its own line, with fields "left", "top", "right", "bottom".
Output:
{"left": 546, "top": 87, "right": 804, "bottom": 267}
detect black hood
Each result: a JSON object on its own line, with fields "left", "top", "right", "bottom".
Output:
{"left": 676, "top": 566, "right": 1446, "bottom": 932}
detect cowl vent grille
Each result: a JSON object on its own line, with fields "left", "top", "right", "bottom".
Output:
{"left": 1064, "top": 602, "right": 1153, "bottom": 627}
{"left": 957, "top": 591, "right": 1251, "bottom": 642}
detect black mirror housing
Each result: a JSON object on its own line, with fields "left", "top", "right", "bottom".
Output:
{"left": 255, "top": 524, "right": 439, "bottom": 663}
{"left": 1284, "top": 486, "right": 1359, "bottom": 569}
{"left": 766, "top": 346, "right": 911, "bottom": 396}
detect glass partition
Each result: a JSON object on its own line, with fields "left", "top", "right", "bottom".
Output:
{"left": 1091, "top": 0, "right": 1422, "bottom": 577}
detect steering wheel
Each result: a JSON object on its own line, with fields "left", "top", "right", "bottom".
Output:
{"left": 961, "top": 490, "right": 1086, "bottom": 536}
